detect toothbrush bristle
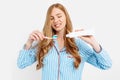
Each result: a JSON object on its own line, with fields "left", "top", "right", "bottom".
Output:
{"left": 52, "top": 35, "right": 58, "bottom": 39}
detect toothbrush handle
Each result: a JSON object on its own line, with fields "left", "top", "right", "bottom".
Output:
{"left": 44, "top": 37, "right": 52, "bottom": 39}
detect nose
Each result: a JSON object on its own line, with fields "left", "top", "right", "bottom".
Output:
{"left": 54, "top": 17, "right": 59, "bottom": 23}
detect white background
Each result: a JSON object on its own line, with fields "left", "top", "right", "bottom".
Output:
{"left": 0, "top": 0, "right": 120, "bottom": 80}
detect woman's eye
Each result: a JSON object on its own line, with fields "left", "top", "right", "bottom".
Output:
{"left": 50, "top": 18, "right": 54, "bottom": 20}
{"left": 58, "top": 16, "right": 62, "bottom": 18}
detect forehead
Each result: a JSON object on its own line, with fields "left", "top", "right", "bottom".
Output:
{"left": 51, "top": 8, "right": 64, "bottom": 16}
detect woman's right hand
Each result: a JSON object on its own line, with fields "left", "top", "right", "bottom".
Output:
{"left": 25, "top": 30, "right": 45, "bottom": 50}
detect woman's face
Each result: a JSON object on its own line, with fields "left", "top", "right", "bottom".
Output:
{"left": 50, "top": 8, "right": 66, "bottom": 32}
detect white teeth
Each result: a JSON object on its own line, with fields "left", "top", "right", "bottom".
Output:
{"left": 55, "top": 24, "right": 60, "bottom": 27}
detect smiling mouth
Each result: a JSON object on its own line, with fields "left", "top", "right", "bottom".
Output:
{"left": 54, "top": 23, "right": 61, "bottom": 27}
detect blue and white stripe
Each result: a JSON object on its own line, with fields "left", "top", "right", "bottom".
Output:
{"left": 17, "top": 38, "right": 112, "bottom": 80}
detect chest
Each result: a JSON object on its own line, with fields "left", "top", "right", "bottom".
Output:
{"left": 43, "top": 47, "right": 74, "bottom": 66}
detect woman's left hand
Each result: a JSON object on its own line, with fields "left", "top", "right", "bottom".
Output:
{"left": 75, "top": 29, "right": 96, "bottom": 45}
{"left": 75, "top": 29, "right": 101, "bottom": 53}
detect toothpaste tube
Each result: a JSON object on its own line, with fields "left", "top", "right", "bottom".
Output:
{"left": 66, "top": 29, "right": 95, "bottom": 38}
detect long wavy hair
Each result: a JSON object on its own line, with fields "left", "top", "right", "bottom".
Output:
{"left": 36, "top": 3, "right": 81, "bottom": 70}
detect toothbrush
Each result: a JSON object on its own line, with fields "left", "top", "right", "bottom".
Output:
{"left": 66, "top": 29, "right": 95, "bottom": 38}
{"left": 44, "top": 35, "right": 58, "bottom": 39}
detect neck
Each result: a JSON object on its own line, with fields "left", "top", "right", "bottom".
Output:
{"left": 56, "top": 29, "right": 65, "bottom": 40}
{"left": 56, "top": 31, "right": 65, "bottom": 51}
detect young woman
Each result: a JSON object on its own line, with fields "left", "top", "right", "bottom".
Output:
{"left": 17, "top": 3, "right": 112, "bottom": 80}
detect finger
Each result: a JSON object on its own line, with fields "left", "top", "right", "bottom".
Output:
{"left": 33, "top": 33, "right": 40, "bottom": 41}
{"left": 29, "top": 33, "right": 38, "bottom": 41}
{"left": 34, "top": 31, "right": 45, "bottom": 40}
{"left": 27, "top": 34, "right": 34, "bottom": 43}
{"left": 30, "top": 30, "right": 39, "bottom": 40}
{"left": 33, "top": 31, "right": 44, "bottom": 41}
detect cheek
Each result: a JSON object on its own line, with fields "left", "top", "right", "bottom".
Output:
{"left": 50, "top": 22, "right": 54, "bottom": 27}
{"left": 62, "top": 19, "right": 66, "bottom": 26}
{"left": 51, "top": 24, "right": 56, "bottom": 30}
{"left": 61, "top": 17, "right": 66, "bottom": 24}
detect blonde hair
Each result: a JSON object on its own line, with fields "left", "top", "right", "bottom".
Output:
{"left": 36, "top": 3, "right": 81, "bottom": 70}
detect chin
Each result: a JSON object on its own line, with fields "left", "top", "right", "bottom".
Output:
{"left": 53, "top": 26, "right": 65, "bottom": 32}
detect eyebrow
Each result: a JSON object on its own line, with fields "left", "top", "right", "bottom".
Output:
{"left": 56, "top": 13, "right": 62, "bottom": 16}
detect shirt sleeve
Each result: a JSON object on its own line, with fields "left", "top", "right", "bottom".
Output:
{"left": 75, "top": 38, "right": 112, "bottom": 70}
{"left": 17, "top": 46, "right": 37, "bottom": 69}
